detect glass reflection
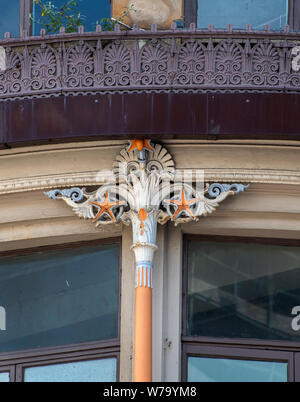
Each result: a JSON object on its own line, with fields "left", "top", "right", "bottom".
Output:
{"left": 0, "top": 243, "right": 120, "bottom": 352}
{"left": 187, "top": 240, "right": 300, "bottom": 341}
{"left": 0, "top": 371, "right": 9, "bottom": 382}
{"left": 32, "top": 0, "right": 111, "bottom": 35}
{"left": 188, "top": 357, "right": 287, "bottom": 382}
{"left": 24, "top": 357, "right": 116, "bottom": 382}
{"left": 197, "top": 0, "right": 288, "bottom": 30}
{"left": 0, "top": 0, "right": 19, "bottom": 38}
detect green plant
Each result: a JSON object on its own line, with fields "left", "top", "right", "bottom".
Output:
{"left": 31, "top": 0, "right": 84, "bottom": 34}
{"left": 96, "top": 3, "right": 136, "bottom": 30}
{"left": 30, "top": 0, "right": 136, "bottom": 34}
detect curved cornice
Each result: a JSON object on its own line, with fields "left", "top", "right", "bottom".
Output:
{"left": 1, "top": 169, "right": 300, "bottom": 196}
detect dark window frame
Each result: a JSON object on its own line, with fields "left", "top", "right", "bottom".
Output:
{"left": 0, "top": 364, "right": 15, "bottom": 382}
{"left": 182, "top": 343, "right": 294, "bottom": 382}
{"left": 182, "top": 234, "right": 300, "bottom": 382}
{"left": 184, "top": 0, "right": 198, "bottom": 27}
{"left": 20, "top": 0, "right": 32, "bottom": 37}
{"left": 0, "top": 237, "right": 122, "bottom": 382}
{"left": 289, "top": 0, "right": 300, "bottom": 30}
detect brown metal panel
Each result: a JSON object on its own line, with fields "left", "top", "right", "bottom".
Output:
{"left": 1, "top": 92, "right": 300, "bottom": 146}
{"left": 1, "top": 93, "right": 209, "bottom": 145}
{"left": 207, "top": 92, "right": 300, "bottom": 139}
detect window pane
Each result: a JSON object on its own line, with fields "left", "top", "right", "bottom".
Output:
{"left": 0, "top": 372, "right": 9, "bottom": 382}
{"left": 0, "top": 0, "right": 19, "bottom": 38}
{"left": 24, "top": 357, "right": 116, "bottom": 382}
{"left": 197, "top": 0, "right": 288, "bottom": 30}
{"left": 32, "top": 0, "right": 111, "bottom": 35}
{"left": 0, "top": 243, "right": 119, "bottom": 352}
{"left": 188, "top": 357, "right": 287, "bottom": 382}
{"left": 187, "top": 240, "right": 300, "bottom": 341}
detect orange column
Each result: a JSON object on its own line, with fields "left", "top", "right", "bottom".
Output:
{"left": 134, "top": 264, "right": 153, "bottom": 382}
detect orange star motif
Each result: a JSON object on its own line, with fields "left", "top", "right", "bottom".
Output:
{"left": 89, "top": 191, "right": 121, "bottom": 223}
{"left": 165, "top": 187, "right": 200, "bottom": 221}
{"left": 127, "top": 139, "right": 154, "bottom": 153}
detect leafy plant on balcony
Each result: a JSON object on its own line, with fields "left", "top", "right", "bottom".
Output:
{"left": 30, "top": 0, "right": 135, "bottom": 34}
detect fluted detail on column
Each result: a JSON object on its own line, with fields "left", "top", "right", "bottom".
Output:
{"left": 136, "top": 262, "right": 153, "bottom": 288}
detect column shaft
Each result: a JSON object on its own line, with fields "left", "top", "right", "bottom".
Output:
{"left": 134, "top": 263, "right": 153, "bottom": 382}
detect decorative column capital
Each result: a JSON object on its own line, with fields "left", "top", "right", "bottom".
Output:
{"left": 45, "top": 140, "right": 249, "bottom": 230}
{"left": 44, "top": 139, "right": 249, "bottom": 382}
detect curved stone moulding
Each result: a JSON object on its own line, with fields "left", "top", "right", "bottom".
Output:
{"left": 1, "top": 168, "right": 300, "bottom": 196}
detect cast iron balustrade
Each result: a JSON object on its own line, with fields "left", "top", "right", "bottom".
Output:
{"left": 0, "top": 23, "right": 300, "bottom": 101}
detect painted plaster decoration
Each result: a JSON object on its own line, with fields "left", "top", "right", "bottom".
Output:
{"left": 45, "top": 140, "right": 249, "bottom": 382}
{"left": 45, "top": 187, "right": 84, "bottom": 202}
{"left": 45, "top": 140, "right": 249, "bottom": 231}
{"left": 112, "top": 0, "right": 183, "bottom": 29}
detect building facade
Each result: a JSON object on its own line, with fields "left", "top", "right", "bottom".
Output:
{"left": 0, "top": 0, "right": 300, "bottom": 382}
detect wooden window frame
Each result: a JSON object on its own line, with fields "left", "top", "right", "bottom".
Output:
{"left": 182, "top": 234, "right": 300, "bottom": 382}
{"left": 0, "top": 237, "right": 121, "bottom": 382}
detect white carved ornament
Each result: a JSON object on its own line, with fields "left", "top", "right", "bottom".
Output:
{"left": 45, "top": 140, "right": 249, "bottom": 245}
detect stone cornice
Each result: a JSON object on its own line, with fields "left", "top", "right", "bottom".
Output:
{"left": 1, "top": 169, "right": 300, "bottom": 195}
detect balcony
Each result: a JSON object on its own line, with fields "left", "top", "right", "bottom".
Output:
{"left": 0, "top": 24, "right": 300, "bottom": 100}
{"left": 0, "top": 25, "right": 300, "bottom": 146}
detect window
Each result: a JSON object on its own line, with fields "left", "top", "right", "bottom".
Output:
{"left": 0, "top": 369, "right": 10, "bottom": 382}
{"left": 185, "top": 0, "right": 300, "bottom": 31}
{"left": 183, "top": 344, "right": 292, "bottom": 382}
{"left": 0, "top": 239, "right": 120, "bottom": 382}
{"left": 2, "top": 1, "right": 300, "bottom": 38}
{"left": 0, "top": 0, "right": 20, "bottom": 38}
{"left": 32, "top": 0, "right": 111, "bottom": 35}
{"left": 198, "top": 0, "right": 288, "bottom": 30}
{"left": 0, "top": 0, "right": 112, "bottom": 38}
{"left": 182, "top": 236, "right": 300, "bottom": 382}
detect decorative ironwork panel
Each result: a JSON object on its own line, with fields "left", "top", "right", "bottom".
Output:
{"left": 0, "top": 27, "right": 300, "bottom": 101}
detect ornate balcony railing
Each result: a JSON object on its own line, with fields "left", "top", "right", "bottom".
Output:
{"left": 0, "top": 24, "right": 300, "bottom": 101}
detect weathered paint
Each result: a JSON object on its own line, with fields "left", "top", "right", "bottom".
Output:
{"left": 2, "top": 92, "right": 300, "bottom": 148}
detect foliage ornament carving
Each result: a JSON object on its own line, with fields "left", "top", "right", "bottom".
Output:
{"left": 45, "top": 139, "right": 248, "bottom": 249}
